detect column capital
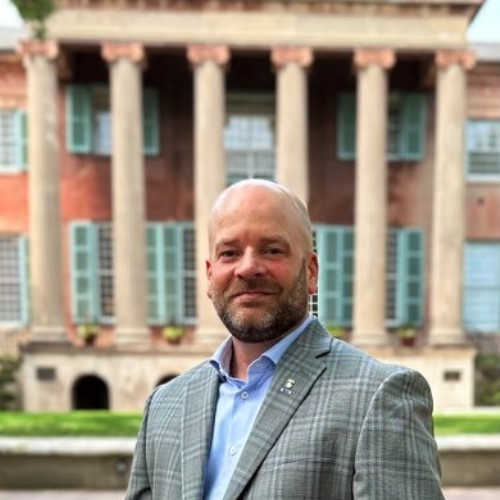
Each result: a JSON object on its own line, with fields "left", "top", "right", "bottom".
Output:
{"left": 18, "top": 40, "right": 59, "bottom": 60}
{"left": 187, "top": 44, "right": 230, "bottom": 67}
{"left": 101, "top": 42, "right": 145, "bottom": 64}
{"left": 271, "top": 46, "right": 314, "bottom": 69}
{"left": 354, "top": 48, "right": 395, "bottom": 70}
{"left": 435, "top": 50, "right": 476, "bottom": 71}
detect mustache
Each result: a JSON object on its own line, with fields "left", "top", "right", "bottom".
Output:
{"left": 228, "top": 279, "right": 282, "bottom": 296}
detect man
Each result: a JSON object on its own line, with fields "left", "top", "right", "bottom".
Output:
{"left": 126, "top": 179, "right": 444, "bottom": 500}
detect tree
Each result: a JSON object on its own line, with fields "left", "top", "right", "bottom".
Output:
{"left": 11, "top": 0, "right": 55, "bottom": 40}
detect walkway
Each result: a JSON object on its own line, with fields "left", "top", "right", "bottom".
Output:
{"left": 2, "top": 489, "right": 500, "bottom": 499}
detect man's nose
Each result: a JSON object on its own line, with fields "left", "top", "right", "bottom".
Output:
{"left": 235, "top": 250, "right": 265, "bottom": 279}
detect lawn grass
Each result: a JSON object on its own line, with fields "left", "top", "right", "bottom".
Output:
{"left": 0, "top": 411, "right": 142, "bottom": 437}
{"left": 0, "top": 411, "right": 498, "bottom": 437}
{"left": 433, "top": 413, "right": 500, "bottom": 436}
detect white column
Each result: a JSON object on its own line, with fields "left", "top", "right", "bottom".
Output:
{"left": 272, "top": 47, "right": 313, "bottom": 203}
{"left": 188, "top": 45, "right": 230, "bottom": 345}
{"left": 352, "top": 48, "right": 395, "bottom": 346}
{"left": 430, "top": 50, "right": 475, "bottom": 345}
{"left": 21, "top": 40, "right": 66, "bottom": 342}
{"left": 102, "top": 42, "right": 148, "bottom": 344}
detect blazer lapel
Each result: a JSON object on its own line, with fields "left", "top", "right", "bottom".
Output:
{"left": 223, "top": 321, "right": 332, "bottom": 500}
{"left": 181, "top": 363, "right": 220, "bottom": 500}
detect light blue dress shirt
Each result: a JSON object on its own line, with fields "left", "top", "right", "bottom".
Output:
{"left": 203, "top": 315, "right": 313, "bottom": 500}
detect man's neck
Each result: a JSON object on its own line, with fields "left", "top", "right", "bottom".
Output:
{"left": 229, "top": 335, "right": 287, "bottom": 380}
{"left": 228, "top": 315, "right": 309, "bottom": 380}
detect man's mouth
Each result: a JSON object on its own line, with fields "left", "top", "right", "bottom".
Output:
{"left": 230, "top": 289, "right": 278, "bottom": 301}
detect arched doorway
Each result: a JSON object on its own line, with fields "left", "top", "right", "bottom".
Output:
{"left": 72, "top": 374, "right": 109, "bottom": 410}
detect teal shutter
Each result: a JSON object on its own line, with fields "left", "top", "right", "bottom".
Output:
{"left": 18, "top": 235, "right": 29, "bottom": 325}
{"left": 15, "top": 110, "right": 28, "bottom": 169}
{"left": 317, "top": 226, "right": 354, "bottom": 326}
{"left": 67, "top": 85, "right": 92, "bottom": 153}
{"left": 401, "top": 94, "right": 426, "bottom": 160}
{"left": 396, "top": 228, "right": 424, "bottom": 326}
{"left": 464, "top": 244, "right": 500, "bottom": 332}
{"left": 143, "top": 88, "right": 160, "bottom": 156}
{"left": 337, "top": 93, "right": 356, "bottom": 160}
{"left": 70, "top": 222, "right": 98, "bottom": 322}
{"left": 163, "top": 224, "right": 180, "bottom": 324}
{"left": 147, "top": 224, "right": 164, "bottom": 325}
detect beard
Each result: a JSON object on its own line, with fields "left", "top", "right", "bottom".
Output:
{"left": 209, "top": 260, "right": 309, "bottom": 343}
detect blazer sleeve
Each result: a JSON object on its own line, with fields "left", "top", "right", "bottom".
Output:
{"left": 125, "top": 391, "right": 156, "bottom": 500}
{"left": 353, "top": 369, "right": 444, "bottom": 500}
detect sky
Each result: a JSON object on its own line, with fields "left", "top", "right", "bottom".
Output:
{"left": 0, "top": 0, "right": 499, "bottom": 40}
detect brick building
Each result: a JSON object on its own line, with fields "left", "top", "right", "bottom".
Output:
{"left": 0, "top": 0, "right": 498, "bottom": 411}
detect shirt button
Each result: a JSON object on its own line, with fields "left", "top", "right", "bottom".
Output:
{"left": 229, "top": 446, "right": 238, "bottom": 455}
{"left": 241, "top": 391, "right": 249, "bottom": 400}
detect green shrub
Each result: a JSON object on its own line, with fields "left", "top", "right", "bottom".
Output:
{"left": 0, "top": 357, "right": 18, "bottom": 411}
{"left": 475, "top": 354, "right": 500, "bottom": 406}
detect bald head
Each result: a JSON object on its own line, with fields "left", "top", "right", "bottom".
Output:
{"left": 208, "top": 180, "right": 313, "bottom": 258}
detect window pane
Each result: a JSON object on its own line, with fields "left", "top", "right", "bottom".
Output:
{"left": 0, "top": 236, "right": 23, "bottom": 323}
{"left": 92, "top": 89, "right": 112, "bottom": 155}
{"left": 385, "top": 231, "right": 398, "bottom": 323}
{"left": 0, "top": 111, "right": 17, "bottom": 169}
{"left": 468, "top": 121, "right": 500, "bottom": 175}
{"left": 225, "top": 95, "right": 275, "bottom": 184}
{"left": 183, "top": 227, "right": 197, "bottom": 321}
{"left": 387, "top": 96, "right": 401, "bottom": 159}
{"left": 98, "top": 225, "right": 114, "bottom": 319}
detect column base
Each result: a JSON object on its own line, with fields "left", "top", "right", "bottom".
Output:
{"left": 31, "top": 326, "right": 68, "bottom": 343}
{"left": 429, "top": 328, "right": 466, "bottom": 346}
{"left": 352, "top": 329, "right": 388, "bottom": 347}
{"left": 114, "top": 327, "right": 150, "bottom": 345}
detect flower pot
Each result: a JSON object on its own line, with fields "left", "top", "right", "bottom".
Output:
{"left": 163, "top": 326, "right": 185, "bottom": 344}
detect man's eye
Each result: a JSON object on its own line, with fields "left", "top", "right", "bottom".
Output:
{"left": 219, "top": 250, "right": 236, "bottom": 259}
{"left": 266, "top": 248, "right": 283, "bottom": 255}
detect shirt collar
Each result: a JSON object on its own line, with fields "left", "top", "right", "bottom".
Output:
{"left": 209, "top": 315, "right": 313, "bottom": 380}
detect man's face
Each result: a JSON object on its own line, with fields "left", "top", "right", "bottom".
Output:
{"left": 206, "top": 186, "right": 318, "bottom": 343}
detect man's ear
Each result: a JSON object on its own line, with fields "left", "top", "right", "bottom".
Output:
{"left": 307, "top": 252, "right": 319, "bottom": 295}
{"left": 206, "top": 259, "right": 212, "bottom": 298}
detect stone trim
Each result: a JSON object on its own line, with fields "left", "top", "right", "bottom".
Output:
{"left": 354, "top": 48, "right": 396, "bottom": 69}
{"left": 18, "top": 40, "right": 59, "bottom": 60}
{"left": 271, "top": 47, "right": 314, "bottom": 68}
{"left": 435, "top": 50, "right": 476, "bottom": 71}
{"left": 187, "top": 44, "right": 230, "bottom": 67}
{"left": 101, "top": 42, "right": 145, "bottom": 64}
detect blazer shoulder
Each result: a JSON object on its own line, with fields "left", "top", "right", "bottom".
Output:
{"left": 326, "top": 335, "right": 420, "bottom": 385}
{"left": 150, "top": 360, "right": 213, "bottom": 406}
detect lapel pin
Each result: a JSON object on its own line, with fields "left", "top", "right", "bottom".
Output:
{"left": 280, "top": 378, "right": 296, "bottom": 395}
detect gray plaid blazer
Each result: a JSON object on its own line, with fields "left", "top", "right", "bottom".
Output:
{"left": 126, "top": 319, "right": 444, "bottom": 499}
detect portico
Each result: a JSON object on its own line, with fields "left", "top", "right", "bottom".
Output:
{"left": 15, "top": 0, "right": 481, "bottom": 411}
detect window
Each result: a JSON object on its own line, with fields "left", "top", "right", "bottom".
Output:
{"left": 467, "top": 120, "right": 500, "bottom": 178}
{"left": 0, "top": 235, "right": 28, "bottom": 325}
{"left": 337, "top": 93, "right": 426, "bottom": 161}
{"left": 70, "top": 222, "right": 195, "bottom": 325}
{"left": 309, "top": 229, "right": 319, "bottom": 317}
{"left": 66, "top": 85, "right": 160, "bottom": 156}
{"left": 315, "top": 225, "right": 424, "bottom": 327}
{"left": 0, "top": 109, "right": 27, "bottom": 172}
{"left": 464, "top": 243, "right": 500, "bottom": 332}
{"left": 97, "top": 224, "right": 114, "bottom": 319}
{"left": 92, "top": 88, "right": 112, "bottom": 155}
{"left": 225, "top": 94, "right": 275, "bottom": 185}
